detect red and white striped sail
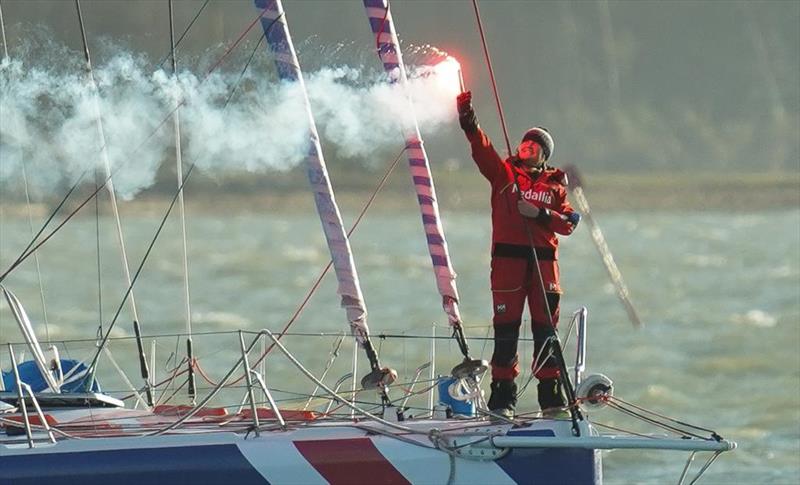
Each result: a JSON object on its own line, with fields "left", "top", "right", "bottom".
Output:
{"left": 362, "top": 0, "right": 463, "bottom": 327}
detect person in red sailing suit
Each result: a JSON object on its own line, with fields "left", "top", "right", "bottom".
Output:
{"left": 457, "top": 91, "right": 581, "bottom": 418}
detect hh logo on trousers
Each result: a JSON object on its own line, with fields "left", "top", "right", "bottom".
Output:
{"left": 495, "top": 303, "right": 507, "bottom": 314}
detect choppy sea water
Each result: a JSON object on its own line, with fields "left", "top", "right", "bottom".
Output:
{"left": 1, "top": 208, "right": 798, "bottom": 484}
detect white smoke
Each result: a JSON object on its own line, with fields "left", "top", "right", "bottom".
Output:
{"left": 0, "top": 49, "right": 459, "bottom": 200}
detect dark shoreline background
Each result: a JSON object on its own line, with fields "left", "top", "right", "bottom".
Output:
{"left": 2, "top": 169, "right": 798, "bottom": 217}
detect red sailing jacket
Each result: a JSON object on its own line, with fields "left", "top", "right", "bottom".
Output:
{"left": 467, "top": 128, "right": 577, "bottom": 256}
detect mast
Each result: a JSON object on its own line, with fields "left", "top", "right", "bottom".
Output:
{"left": 253, "top": 0, "right": 394, "bottom": 397}
{"left": 362, "top": 0, "right": 484, "bottom": 376}
{"left": 167, "top": 0, "right": 196, "bottom": 404}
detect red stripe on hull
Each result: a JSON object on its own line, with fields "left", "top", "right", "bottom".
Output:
{"left": 294, "top": 437, "right": 410, "bottom": 485}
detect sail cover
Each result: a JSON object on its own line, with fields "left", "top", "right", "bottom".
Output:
{"left": 362, "top": 0, "right": 463, "bottom": 327}
{"left": 255, "top": 0, "right": 370, "bottom": 344}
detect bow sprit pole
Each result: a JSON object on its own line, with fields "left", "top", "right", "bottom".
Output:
{"left": 564, "top": 166, "right": 642, "bottom": 328}
{"left": 362, "top": 0, "right": 486, "bottom": 379}
{"left": 254, "top": 0, "right": 395, "bottom": 401}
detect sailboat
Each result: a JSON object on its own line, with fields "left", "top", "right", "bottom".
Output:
{"left": 0, "top": 1, "right": 735, "bottom": 483}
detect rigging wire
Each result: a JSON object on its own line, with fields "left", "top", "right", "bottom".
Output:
{"left": 154, "top": 0, "right": 211, "bottom": 71}
{"left": 0, "top": 0, "right": 7, "bottom": 59}
{"left": 5, "top": 328, "right": 524, "bottom": 348}
{"left": 0, "top": 1, "right": 52, "bottom": 343}
{"left": 168, "top": 0, "right": 196, "bottom": 404}
{"left": 0, "top": 172, "right": 88, "bottom": 285}
{"left": 22, "top": 166, "right": 52, "bottom": 344}
{"left": 94, "top": 170, "right": 103, "bottom": 343}
{"left": 606, "top": 400, "right": 708, "bottom": 440}
{"left": 162, "top": 13, "right": 281, "bottom": 393}
{"left": 470, "top": 0, "right": 512, "bottom": 157}
{"left": 75, "top": 0, "right": 144, "bottom": 328}
{"left": 181, "top": 146, "right": 408, "bottom": 390}
{"left": 201, "top": 6, "right": 268, "bottom": 83}
{"left": 0, "top": 7, "right": 269, "bottom": 284}
{"left": 222, "top": 33, "right": 266, "bottom": 109}
{"left": 607, "top": 395, "right": 721, "bottom": 437}
{"left": 247, "top": 146, "right": 408, "bottom": 372}
{"left": 469, "top": 0, "right": 583, "bottom": 433}
{"left": 75, "top": 0, "right": 153, "bottom": 402}
{"left": 83, "top": 164, "right": 196, "bottom": 391}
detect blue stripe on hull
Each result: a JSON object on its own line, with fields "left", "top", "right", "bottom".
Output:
{"left": 1, "top": 444, "right": 269, "bottom": 485}
{"left": 497, "top": 447, "right": 601, "bottom": 485}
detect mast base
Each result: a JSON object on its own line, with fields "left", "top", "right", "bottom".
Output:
{"left": 451, "top": 358, "right": 488, "bottom": 380}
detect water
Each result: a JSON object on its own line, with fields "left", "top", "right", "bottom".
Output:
{"left": 1, "top": 208, "right": 798, "bottom": 484}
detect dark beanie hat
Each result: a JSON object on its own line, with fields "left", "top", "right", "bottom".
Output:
{"left": 521, "top": 127, "right": 554, "bottom": 161}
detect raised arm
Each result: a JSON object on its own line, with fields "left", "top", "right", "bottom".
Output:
{"left": 457, "top": 91, "right": 503, "bottom": 182}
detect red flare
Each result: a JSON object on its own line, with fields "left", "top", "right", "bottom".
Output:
{"left": 433, "top": 56, "right": 464, "bottom": 95}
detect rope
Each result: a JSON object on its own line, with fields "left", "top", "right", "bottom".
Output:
{"left": 470, "top": 0, "right": 512, "bottom": 156}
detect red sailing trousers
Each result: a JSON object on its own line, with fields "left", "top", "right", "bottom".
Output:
{"left": 490, "top": 244, "right": 561, "bottom": 381}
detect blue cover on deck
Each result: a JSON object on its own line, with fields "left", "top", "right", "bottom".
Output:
{"left": 2, "top": 359, "right": 99, "bottom": 393}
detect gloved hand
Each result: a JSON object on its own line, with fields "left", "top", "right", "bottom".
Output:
{"left": 457, "top": 91, "right": 478, "bottom": 133}
{"left": 566, "top": 212, "right": 581, "bottom": 226}
{"left": 517, "top": 199, "right": 540, "bottom": 218}
{"left": 457, "top": 91, "right": 472, "bottom": 115}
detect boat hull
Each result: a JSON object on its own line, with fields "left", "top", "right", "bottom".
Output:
{"left": 1, "top": 423, "right": 601, "bottom": 484}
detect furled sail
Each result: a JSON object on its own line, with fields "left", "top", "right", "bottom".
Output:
{"left": 255, "top": 0, "right": 370, "bottom": 344}
{"left": 362, "top": 0, "right": 462, "bottom": 327}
